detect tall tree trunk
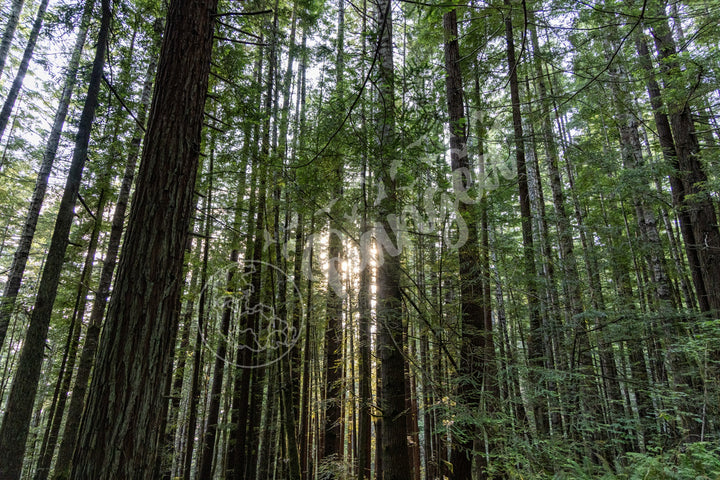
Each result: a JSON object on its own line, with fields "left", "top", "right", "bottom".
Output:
{"left": 0, "top": 0, "right": 49, "bottom": 142}
{"left": 40, "top": 20, "right": 154, "bottom": 476}
{"left": 272, "top": 10, "right": 301, "bottom": 480}
{"left": 216, "top": 43, "right": 261, "bottom": 480}
{"left": 33, "top": 189, "right": 107, "bottom": 480}
{"left": 528, "top": 13, "right": 588, "bottom": 384}
{"left": 299, "top": 218, "right": 315, "bottom": 480}
{"left": 244, "top": 5, "right": 279, "bottom": 477}
{"left": 0, "top": 0, "right": 25, "bottom": 77}
{"left": 357, "top": 2, "right": 372, "bottom": 477}
{"left": 290, "top": 25, "right": 308, "bottom": 429}
{"left": 226, "top": 141, "right": 261, "bottom": 480}
{"left": 256, "top": 363, "right": 279, "bottom": 480}
{"left": 242, "top": 179, "right": 269, "bottom": 480}
{"left": 0, "top": 0, "right": 94, "bottom": 349}
{"left": 443, "top": 7, "right": 497, "bottom": 479}
{"left": 375, "top": 0, "right": 411, "bottom": 478}
{"left": 503, "top": 0, "right": 549, "bottom": 438}
{"left": 633, "top": 33, "right": 706, "bottom": 313}
{"left": 357, "top": 174, "right": 372, "bottom": 480}
{"left": 646, "top": 2, "right": 720, "bottom": 314}
{"left": 229, "top": 11, "right": 276, "bottom": 480}
{"left": 321, "top": 153, "right": 344, "bottom": 470}
{"left": 228, "top": 158, "right": 268, "bottom": 480}
{"left": 605, "top": 46, "right": 675, "bottom": 451}
{"left": 182, "top": 161, "right": 213, "bottom": 480}
{"left": 68, "top": 0, "right": 217, "bottom": 475}
{"left": 51, "top": 51, "right": 156, "bottom": 479}
{"left": 0, "top": 0, "right": 109, "bottom": 476}
{"left": 608, "top": 60, "right": 674, "bottom": 307}
{"left": 280, "top": 342, "right": 302, "bottom": 480}
{"left": 197, "top": 146, "right": 251, "bottom": 479}
{"left": 323, "top": 0, "right": 346, "bottom": 470}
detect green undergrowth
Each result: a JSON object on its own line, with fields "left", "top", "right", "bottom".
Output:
{"left": 551, "top": 442, "right": 720, "bottom": 480}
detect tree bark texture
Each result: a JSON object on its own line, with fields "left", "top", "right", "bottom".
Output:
{"left": 69, "top": 0, "right": 217, "bottom": 476}
{"left": 52, "top": 43, "right": 156, "bottom": 480}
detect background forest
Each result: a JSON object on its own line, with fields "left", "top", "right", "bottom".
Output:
{"left": 0, "top": 0, "right": 719, "bottom": 478}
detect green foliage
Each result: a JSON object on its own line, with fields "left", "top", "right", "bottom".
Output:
{"left": 552, "top": 443, "right": 720, "bottom": 480}
{"left": 623, "top": 443, "right": 720, "bottom": 480}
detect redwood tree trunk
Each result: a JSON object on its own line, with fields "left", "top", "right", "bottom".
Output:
{"left": 52, "top": 44, "right": 156, "bottom": 480}
{"left": 69, "top": 0, "right": 218, "bottom": 475}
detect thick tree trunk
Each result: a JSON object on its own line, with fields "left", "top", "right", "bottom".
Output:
{"left": 0, "top": 1, "right": 109, "bottom": 476}
{"left": 0, "top": 0, "right": 49, "bottom": 142}
{"left": 52, "top": 51, "right": 155, "bottom": 479}
{"left": 68, "top": 0, "right": 217, "bottom": 475}
{"left": 0, "top": 0, "right": 93, "bottom": 349}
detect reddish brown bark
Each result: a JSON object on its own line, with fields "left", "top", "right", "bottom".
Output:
{"left": 69, "top": 0, "right": 218, "bottom": 476}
